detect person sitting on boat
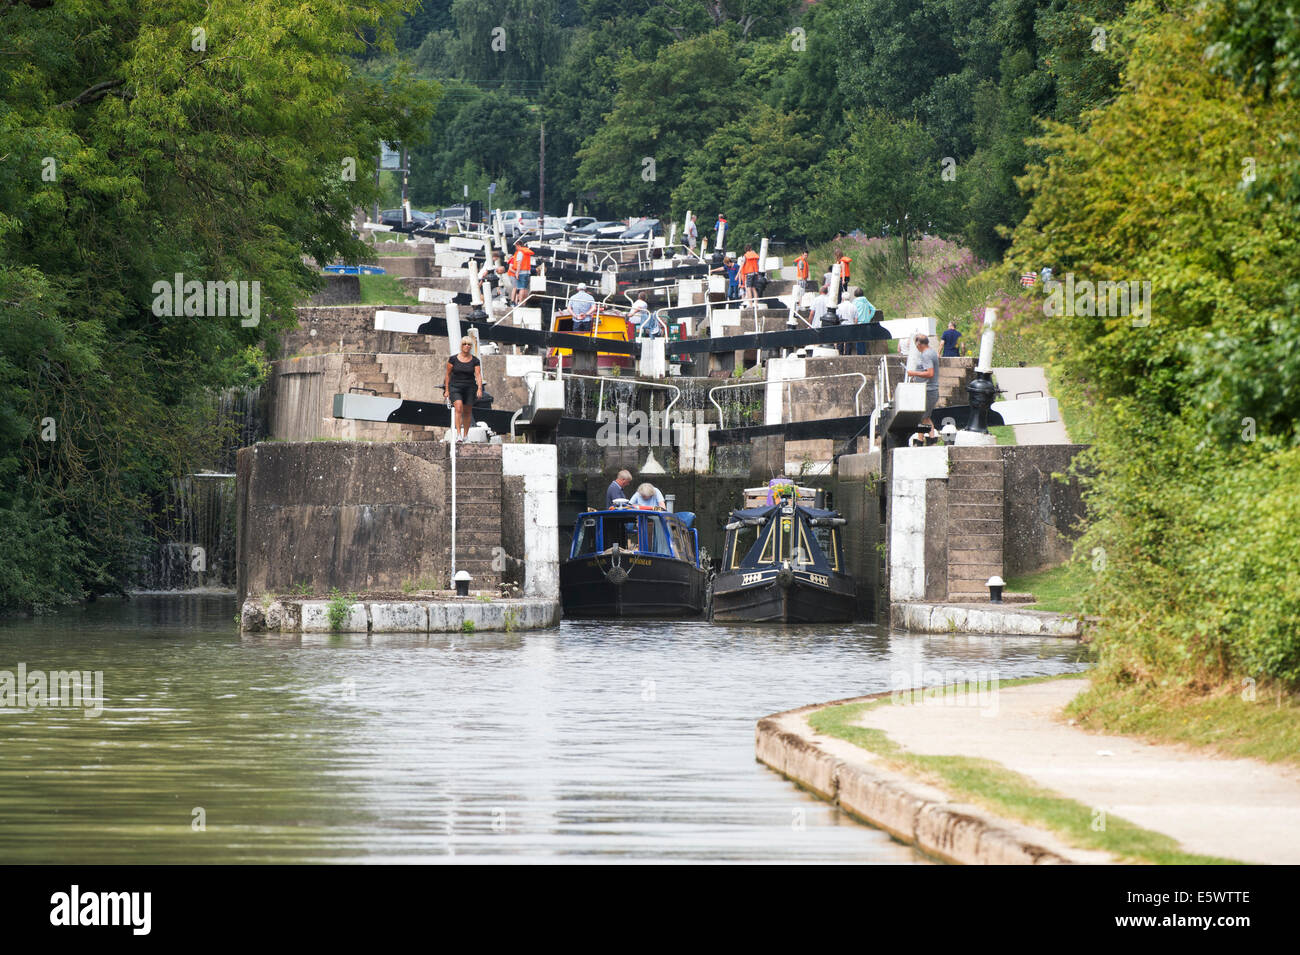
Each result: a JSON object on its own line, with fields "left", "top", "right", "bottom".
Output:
{"left": 605, "top": 469, "right": 633, "bottom": 508}
{"left": 630, "top": 299, "right": 665, "bottom": 338}
{"left": 569, "top": 282, "right": 597, "bottom": 332}
{"left": 629, "top": 482, "right": 665, "bottom": 510}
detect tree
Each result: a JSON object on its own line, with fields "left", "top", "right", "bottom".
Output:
{"left": 800, "top": 111, "right": 958, "bottom": 267}
{"left": 575, "top": 30, "right": 751, "bottom": 216}
{"left": 0, "top": 0, "right": 434, "bottom": 611}
{"left": 673, "top": 104, "right": 822, "bottom": 242}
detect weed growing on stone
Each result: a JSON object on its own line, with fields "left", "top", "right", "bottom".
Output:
{"left": 327, "top": 588, "right": 354, "bottom": 632}
{"left": 461, "top": 619, "right": 476, "bottom": 634}
{"left": 503, "top": 609, "right": 518, "bottom": 633}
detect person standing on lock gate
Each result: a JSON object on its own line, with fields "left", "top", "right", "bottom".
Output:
{"left": 444, "top": 335, "right": 483, "bottom": 442}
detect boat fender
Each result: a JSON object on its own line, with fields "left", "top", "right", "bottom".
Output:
{"left": 776, "top": 562, "right": 795, "bottom": 589}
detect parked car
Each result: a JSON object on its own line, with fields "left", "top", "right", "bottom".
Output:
{"left": 618, "top": 218, "right": 662, "bottom": 240}
{"left": 564, "top": 216, "right": 597, "bottom": 232}
{"left": 571, "top": 220, "right": 627, "bottom": 238}
{"left": 498, "top": 209, "right": 541, "bottom": 237}
{"left": 379, "top": 208, "right": 437, "bottom": 232}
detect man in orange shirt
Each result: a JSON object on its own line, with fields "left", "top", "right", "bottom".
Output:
{"left": 511, "top": 242, "right": 535, "bottom": 304}
{"left": 794, "top": 251, "right": 810, "bottom": 297}
{"left": 739, "top": 244, "right": 761, "bottom": 303}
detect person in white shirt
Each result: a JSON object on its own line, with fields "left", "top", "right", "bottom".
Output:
{"left": 629, "top": 298, "right": 661, "bottom": 337}
{"left": 568, "top": 282, "right": 597, "bottom": 331}
{"left": 809, "top": 286, "right": 828, "bottom": 328}
{"left": 835, "top": 295, "right": 856, "bottom": 353}
{"left": 630, "top": 482, "right": 665, "bottom": 510}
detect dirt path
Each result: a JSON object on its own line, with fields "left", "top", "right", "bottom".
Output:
{"left": 855, "top": 678, "right": 1300, "bottom": 864}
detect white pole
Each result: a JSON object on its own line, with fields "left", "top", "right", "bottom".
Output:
{"left": 715, "top": 219, "right": 726, "bottom": 252}
{"left": 446, "top": 303, "right": 461, "bottom": 355}
{"left": 830, "top": 264, "right": 842, "bottom": 306}
{"left": 566, "top": 202, "right": 574, "bottom": 219}
{"left": 668, "top": 222, "right": 677, "bottom": 249}
{"left": 976, "top": 307, "right": 997, "bottom": 373}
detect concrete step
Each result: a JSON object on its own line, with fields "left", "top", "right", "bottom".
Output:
{"left": 949, "top": 579, "right": 999, "bottom": 595}
{"left": 948, "top": 490, "right": 1003, "bottom": 507}
{"left": 950, "top": 503, "right": 1003, "bottom": 522}
{"left": 949, "top": 547, "right": 1004, "bottom": 564}
{"left": 948, "top": 564, "right": 1004, "bottom": 582}
{"left": 950, "top": 446, "right": 1002, "bottom": 463}
{"left": 949, "top": 474, "right": 1003, "bottom": 491}
{"left": 949, "top": 534, "right": 1004, "bottom": 552}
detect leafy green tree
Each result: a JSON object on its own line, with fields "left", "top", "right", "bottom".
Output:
{"left": 673, "top": 104, "right": 821, "bottom": 242}
{"left": 800, "top": 111, "right": 958, "bottom": 267}
{"left": 1007, "top": 1, "right": 1300, "bottom": 687}
{"left": 446, "top": 0, "right": 572, "bottom": 89}
{"left": 0, "top": 0, "right": 433, "bottom": 612}
{"left": 575, "top": 30, "right": 752, "bottom": 216}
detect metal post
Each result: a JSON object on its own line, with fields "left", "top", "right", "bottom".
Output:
{"left": 539, "top": 121, "right": 545, "bottom": 222}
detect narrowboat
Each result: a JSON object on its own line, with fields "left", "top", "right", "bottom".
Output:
{"left": 710, "top": 486, "right": 855, "bottom": 624}
{"left": 545, "top": 305, "right": 636, "bottom": 375}
{"left": 560, "top": 503, "right": 708, "bottom": 617}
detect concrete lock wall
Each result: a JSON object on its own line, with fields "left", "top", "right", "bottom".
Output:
{"left": 834, "top": 452, "right": 886, "bottom": 621}
{"left": 236, "top": 441, "right": 451, "bottom": 602}
{"left": 887, "top": 444, "right": 1090, "bottom": 604}
{"left": 1002, "top": 445, "right": 1090, "bottom": 577}
{"left": 502, "top": 444, "right": 559, "bottom": 597}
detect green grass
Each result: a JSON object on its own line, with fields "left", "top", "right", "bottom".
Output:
{"left": 989, "top": 425, "right": 1017, "bottom": 445}
{"left": 1005, "top": 562, "right": 1093, "bottom": 613}
{"left": 358, "top": 273, "right": 420, "bottom": 305}
{"left": 1067, "top": 680, "right": 1300, "bottom": 767}
{"left": 808, "top": 680, "right": 1240, "bottom": 864}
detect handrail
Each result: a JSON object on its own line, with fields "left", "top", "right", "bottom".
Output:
{"left": 708, "top": 372, "right": 869, "bottom": 429}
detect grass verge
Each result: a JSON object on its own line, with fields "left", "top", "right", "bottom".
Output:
{"left": 1005, "top": 562, "right": 1093, "bottom": 613}
{"left": 807, "top": 678, "right": 1240, "bottom": 864}
{"left": 1066, "top": 679, "right": 1300, "bottom": 767}
{"left": 358, "top": 273, "right": 420, "bottom": 305}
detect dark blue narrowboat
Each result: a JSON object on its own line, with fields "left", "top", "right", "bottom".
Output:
{"left": 560, "top": 503, "right": 708, "bottom": 618}
{"left": 710, "top": 497, "right": 854, "bottom": 624}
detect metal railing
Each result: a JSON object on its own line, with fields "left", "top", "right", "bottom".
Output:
{"left": 867, "top": 353, "right": 893, "bottom": 452}
{"left": 708, "top": 372, "right": 869, "bottom": 429}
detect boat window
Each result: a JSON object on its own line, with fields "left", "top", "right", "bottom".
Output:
{"left": 729, "top": 525, "right": 758, "bottom": 569}
{"left": 573, "top": 517, "right": 598, "bottom": 556}
{"left": 759, "top": 521, "right": 778, "bottom": 564}
{"left": 671, "top": 523, "right": 695, "bottom": 562}
{"left": 794, "top": 523, "right": 817, "bottom": 566}
{"left": 599, "top": 515, "right": 639, "bottom": 552}
{"left": 812, "top": 526, "right": 839, "bottom": 571}
{"left": 641, "top": 517, "right": 672, "bottom": 556}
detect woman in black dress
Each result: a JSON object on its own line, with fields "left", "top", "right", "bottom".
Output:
{"left": 443, "top": 336, "right": 483, "bottom": 441}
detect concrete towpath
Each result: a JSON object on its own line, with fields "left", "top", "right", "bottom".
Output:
{"left": 992, "top": 366, "right": 1071, "bottom": 444}
{"left": 855, "top": 678, "right": 1300, "bottom": 864}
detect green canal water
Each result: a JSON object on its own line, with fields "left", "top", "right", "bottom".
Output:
{"left": 0, "top": 595, "right": 1090, "bottom": 863}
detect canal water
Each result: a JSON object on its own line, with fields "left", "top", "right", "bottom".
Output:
{"left": 0, "top": 596, "right": 1089, "bottom": 863}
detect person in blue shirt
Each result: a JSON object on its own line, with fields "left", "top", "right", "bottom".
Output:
{"left": 605, "top": 470, "right": 633, "bottom": 508}
{"left": 940, "top": 321, "right": 962, "bottom": 357}
{"left": 852, "top": 287, "right": 876, "bottom": 355}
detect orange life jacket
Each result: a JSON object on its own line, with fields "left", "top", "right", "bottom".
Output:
{"left": 739, "top": 250, "right": 759, "bottom": 277}
{"left": 838, "top": 256, "right": 851, "bottom": 280}
{"left": 513, "top": 246, "right": 533, "bottom": 272}
{"left": 795, "top": 256, "right": 809, "bottom": 280}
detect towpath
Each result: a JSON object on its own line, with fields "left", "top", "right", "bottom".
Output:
{"left": 854, "top": 677, "right": 1300, "bottom": 864}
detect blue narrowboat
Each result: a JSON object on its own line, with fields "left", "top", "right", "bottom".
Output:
{"left": 560, "top": 503, "right": 708, "bottom": 618}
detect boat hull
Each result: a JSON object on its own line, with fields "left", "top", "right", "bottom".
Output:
{"left": 560, "top": 552, "right": 707, "bottom": 618}
{"left": 710, "top": 569, "right": 856, "bottom": 624}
